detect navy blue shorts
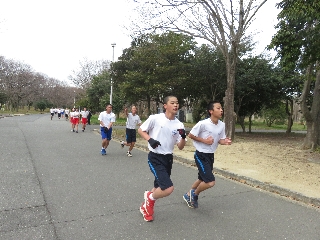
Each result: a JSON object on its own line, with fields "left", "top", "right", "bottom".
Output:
{"left": 194, "top": 150, "right": 215, "bottom": 183}
{"left": 100, "top": 127, "right": 112, "bottom": 140}
{"left": 125, "top": 128, "right": 136, "bottom": 143}
{"left": 148, "top": 151, "right": 173, "bottom": 190}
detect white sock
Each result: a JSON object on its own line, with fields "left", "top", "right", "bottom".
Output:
{"left": 149, "top": 193, "right": 155, "bottom": 201}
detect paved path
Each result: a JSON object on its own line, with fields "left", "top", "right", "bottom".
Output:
{"left": 0, "top": 114, "right": 319, "bottom": 240}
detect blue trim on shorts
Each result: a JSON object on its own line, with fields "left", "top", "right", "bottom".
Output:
{"left": 194, "top": 150, "right": 215, "bottom": 183}
{"left": 148, "top": 159, "right": 158, "bottom": 179}
{"left": 195, "top": 152, "right": 206, "bottom": 174}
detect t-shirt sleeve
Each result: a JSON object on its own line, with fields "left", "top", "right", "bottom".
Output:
{"left": 111, "top": 114, "right": 116, "bottom": 122}
{"left": 140, "top": 115, "right": 154, "bottom": 132}
{"left": 220, "top": 123, "right": 226, "bottom": 139}
{"left": 190, "top": 122, "right": 201, "bottom": 137}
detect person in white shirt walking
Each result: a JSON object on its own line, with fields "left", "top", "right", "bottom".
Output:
{"left": 120, "top": 105, "right": 142, "bottom": 157}
{"left": 80, "top": 107, "right": 89, "bottom": 132}
{"left": 72, "top": 108, "right": 80, "bottom": 133}
{"left": 98, "top": 104, "right": 116, "bottom": 155}
{"left": 138, "top": 96, "right": 186, "bottom": 222}
{"left": 57, "top": 108, "right": 61, "bottom": 119}
{"left": 183, "top": 100, "right": 232, "bottom": 209}
{"left": 65, "top": 108, "right": 70, "bottom": 121}
{"left": 50, "top": 107, "right": 54, "bottom": 120}
{"left": 70, "top": 108, "right": 75, "bottom": 132}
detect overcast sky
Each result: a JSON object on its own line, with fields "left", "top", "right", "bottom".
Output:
{"left": 0, "top": 0, "right": 280, "bottom": 85}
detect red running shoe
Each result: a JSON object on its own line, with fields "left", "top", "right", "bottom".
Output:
{"left": 140, "top": 203, "right": 153, "bottom": 222}
{"left": 143, "top": 191, "right": 155, "bottom": 216}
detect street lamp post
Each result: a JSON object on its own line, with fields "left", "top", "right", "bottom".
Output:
{"left": 73, "top": 90, "right": 75, "bottom": 108}
{"left": 110, "top": 43, "right": 116, "bottom": 104}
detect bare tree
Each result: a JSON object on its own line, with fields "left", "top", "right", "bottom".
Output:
{"left": 1, "top": 55, "right": 78, "bottom": 111}
{"left": 0, "top": 58, "right": 34, "bottom": 111}
{"left": 68, "top": 58, "right": 110, "bottom": 89}
{"left": 132, "top": 0, "right": 267, "bottom": 138}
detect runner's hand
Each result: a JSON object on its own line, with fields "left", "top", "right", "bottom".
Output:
{"left": 148, "top": 138, "right": 161, "bottom": 149}
{"left": 177, "top": 129, "right": 186, "bottom": 139}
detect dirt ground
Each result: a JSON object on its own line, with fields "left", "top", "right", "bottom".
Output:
{"left": 135, "top": 132, "right": 320, "bottom": 200}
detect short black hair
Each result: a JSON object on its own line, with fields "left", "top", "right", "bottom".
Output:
{"left": 162, "top": 96, "right": 178, "bottom": 112}
{"left": 207, "top": 100, "right": 221, "bottom": 116}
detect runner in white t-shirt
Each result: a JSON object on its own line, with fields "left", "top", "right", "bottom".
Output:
{"left": 183, "top": 100, "right": 232, "bottom": 209}
{"left": 120, "top": 105, "right": 142, "bottom": 157}
{"left": 50, "top": 107, "right": 54, "bottom": 120}
{"left": 137, "top": 96, "right": 186, "bottom": 222}
{"left": 72, "top": 109, "right": 80, "bottom": 133}
{"left": 70, "top": 108, "right": 75, "bottom": 132}
{"left": 98, "top": 104, "right": 116, "bottom": 155}
{"left": 80, "top": 107, "right": 89, "bottom": 132}
{"left": 65, "top": 108, "right": 70, "bottom": 121}
{"left": 57, "top": 108, "right": 61, "bottom": 119}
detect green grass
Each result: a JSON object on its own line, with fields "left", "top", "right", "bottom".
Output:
{"left": 237, "top": 120, "right": 306, "bottom": 131}
{"left": 0, "top": 107, "right": 46, "bottom": 115}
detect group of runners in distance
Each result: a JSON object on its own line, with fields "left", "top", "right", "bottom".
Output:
{"left": 51, "top": 95, "right": 232, "bottom": 223}
{"left": 50, "top": 107, "right": 91, "bottom": 133}
{"left": 50, "top": 107, "right": 68, "bottom": 120}
{"left": 69, "top": 107, "right": 90, "bottom": 133}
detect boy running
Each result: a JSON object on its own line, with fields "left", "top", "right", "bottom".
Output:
{"left": 70, "top": 108, "right": 75, "bottom": 132}
{"left": 120, "top": 105, "right": 142, "bottom": 157}
{"left": 138, "top": 96, "right": 186, "bottom": 222}
{"left": 183, "top": 100, "right": 231, "bottom": 209}
{"left": 98, "top": 104, "right": 115, "bottom": 155}
{"left": 73, "top": 109, "right": 80, "bottom": 133}
{"left": 80, "top": 107, "right": 89, "bottom": 132}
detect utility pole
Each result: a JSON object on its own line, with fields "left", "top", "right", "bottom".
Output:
{"left": 110, "top": 43, "right": 116, "bottom": 104}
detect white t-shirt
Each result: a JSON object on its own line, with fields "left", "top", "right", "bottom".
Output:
{"left": 98, "top": 111, "right": 116, "bottom": 127}
{"left": 140, "top": 113, "right": 184, "bottom": 154}
{"left": 126, "top": 113, "right": 142, "bottom": 129}
{"left": 190, "top": 118, "right": 226, "bottom": 153}
{"left": 80, "top": 111, "right": 89, "bottom": 118}
{"left": 65, "top": 109, "right": 69, "bottom": 115}
{"left": 50, "top": 108, "right": 54, "bottom": 113}
{"left": 73, "top": 111, "right": 80, "bottom": 118}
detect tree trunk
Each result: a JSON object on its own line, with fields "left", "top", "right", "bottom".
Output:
{"left": 223, "top": 49, "right": 236, "bottom": 139}
{"left": 248, "top": 114, "right": 253, "bottom": 133}
{"left": 238, "top": 115, "right": 245, "bottom": 133}
{"left": 300, "top": 64, "right": 320, "bottom": 150}
{"left": 286, "top": 99, "right": 293, "bottom": 134}
{"left": 147, "top": 95, "right": 151, "bottom": 117}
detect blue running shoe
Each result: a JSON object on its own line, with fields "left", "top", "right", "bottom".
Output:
{"left": 101, "top": 148, "right": 106, "bottom": 155}
{"left": 190, "top": 189, "right": 198, "bottom": 208}
{"left": 183, "top": 192, "right": 194, "bottom": 208}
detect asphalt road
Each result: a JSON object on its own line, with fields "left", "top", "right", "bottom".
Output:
{"left": 0, "top": 114, "right": 319, "bottom": 240}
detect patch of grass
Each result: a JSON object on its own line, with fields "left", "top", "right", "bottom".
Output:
{"left": 236, "top": 121, "right": 306, "bottom": 131}
{"left": 0, "top": 107, "right": 47, "bottom": 115}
